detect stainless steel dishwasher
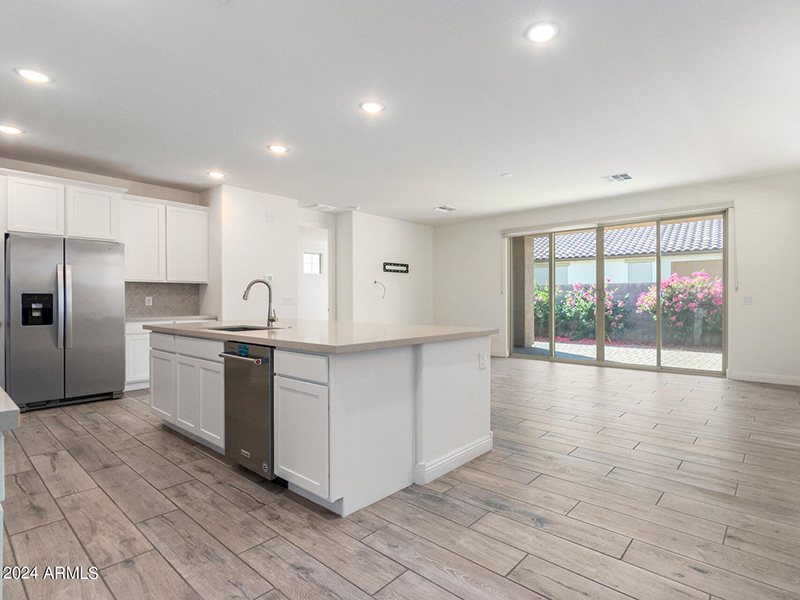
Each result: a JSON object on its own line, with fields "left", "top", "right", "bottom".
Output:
{"left": 220, "top": 341, "right": 276, "bottom": 479}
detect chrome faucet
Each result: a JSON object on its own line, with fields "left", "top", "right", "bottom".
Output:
{"left": 242, "top": 279, "right": 278, "bottom": 325}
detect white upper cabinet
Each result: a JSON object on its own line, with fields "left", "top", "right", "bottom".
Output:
{"left": 7, "top": 177, "right": 65, "bottom": 235}
{"left": 166, "top": 205, "right": 208, "bottom": 283}
{"left": 121, "top": 199, "right": 166, "bottom": 281}
{"left": 121, "top": 197, "right": 208, "bottom": 283}
{"left": 66, "top": 186, "right": 120, "bottom": 240}
{"left": 4, "top": 172, "right": 124, "bottom": 240}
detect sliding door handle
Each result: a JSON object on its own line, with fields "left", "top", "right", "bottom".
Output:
{"left": 65, "top": 264, "right": 73, "bottom": 349}
{"left": 56, "top": 264, "right": 64, "bottom": 349}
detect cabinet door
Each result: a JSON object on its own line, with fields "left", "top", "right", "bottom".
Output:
{"left": 197, "top": 358, "right": 224, "bottom": 449}
{"left": 175, "top": 356, "right": 200, "bottom": 434}
{"left": 66, "top": 187, "right": 120, "bottom": 240}
{"left": 166, "top": 206, "right": 208, "bottom": 282}
{"left": 274, "top": 375, "right": 329, "bottom": 498}
{"left": 149, "top": 349, "right": 175, "bottom": 422}
{"left": 121, "top": 200, "right": 166, "bottom": 281}
{"left": 126, "top": 333, "right": 151, "bottom": 383}
{"left": 7, "top": 177, "right": 65, "bottom": 235}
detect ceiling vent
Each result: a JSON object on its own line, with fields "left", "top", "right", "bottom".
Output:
{"left": 432, "top": 205, "right": 458, "bottom": 212}
{"left": 306, "top": 203, "right": 339, "bottom": 212}
{"left": 603, "top": 173, "right": 633, "bottom": 183}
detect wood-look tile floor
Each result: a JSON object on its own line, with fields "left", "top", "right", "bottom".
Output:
{"left": 4, "top": 358, "right": 800, "bottom": 600}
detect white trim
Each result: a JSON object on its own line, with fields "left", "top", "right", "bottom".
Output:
{"left": 501, "top": 202, "right": 734, "bottom": 237}
{"left": 0, "top": 168, "right": 127, "bottom": 193}
{"left": 728, "top": 370, "right": 800, "bottom": 387}
{"left": 124, "top": 381, "right": 149, "bottom": 392}
{"left": 287, "top": 483, "right": 344, "bottom": 514}
{"left": 413, "top": 433, "right": 493, "bottom": 484}
{"left": 123, "top": 193, "right": 208, "bottom": 211}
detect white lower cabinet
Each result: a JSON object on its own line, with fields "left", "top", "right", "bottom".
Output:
{"left": 149, "top": 350, "right": 175, "bottom": 422}
{"left": 175, "top": 356, "right": 200, "bottom": 433}
{"left": 148, "top": 335, "right": 224, "bottom": 452}
{"left": 126, "top": 333, "right": 151, "bottom": 386}
{"left": 274, "top": 372, "right": 329, "bottom": 499}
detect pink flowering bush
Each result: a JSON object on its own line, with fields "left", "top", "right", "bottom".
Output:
{"left": 558, "top": 280, "right": 628, "bottom": 342}
{"left": 636, "top": 271, "right": 723, "bottom": 345}
{"left": 532, "top": 283, "right": 559, "bottom": 335}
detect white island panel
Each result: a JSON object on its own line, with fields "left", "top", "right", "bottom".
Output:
{"left": 414, "top": 336, "right": 493, "bottom": 483}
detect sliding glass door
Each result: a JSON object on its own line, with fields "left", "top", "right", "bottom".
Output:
{"left": 510, "top": 212, "right": 726, "bottom": 374}
{"left": 603, "top": 222, "right": 657, "bottom": 367}
{"left": 553, "top": 229, "right": 597, "bottom": 361}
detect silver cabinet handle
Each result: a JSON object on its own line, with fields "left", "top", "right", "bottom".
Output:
{"left": 56, "top": 264, "right": 64, "bottom": 349}
{"left": 65, "top": 264, "right": 73, "bottom": 349}
{"left": 219, "top": 352, "right": 267, "bottom": 365}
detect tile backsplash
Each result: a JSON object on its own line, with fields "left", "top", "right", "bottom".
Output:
{"left": 125, "top": 282, "right": 201, "bottom": 318}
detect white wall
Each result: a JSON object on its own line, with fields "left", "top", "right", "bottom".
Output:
{"left": 298, "top": 225, "right": 330, "bottom": 320}
{"left": 201, "top": 185, "right": 299, "bottom": 322}
{"left": 337, "top": 211, "right": 433, "bottom": 325}
{"left": 433, "top": 171, "right": 800, "bottom": 385}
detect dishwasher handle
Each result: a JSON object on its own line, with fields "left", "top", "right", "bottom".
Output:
{"left": 219, "top": 352, "right": 268, "bottom": 365}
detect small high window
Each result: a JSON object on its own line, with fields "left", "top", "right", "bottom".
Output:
{"left": 303, "top": 253, "right": 322, "bottom": 274}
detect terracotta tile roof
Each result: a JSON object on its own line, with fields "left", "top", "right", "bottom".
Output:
{"left": 533, "top": 218, "right": 723, "bottom": 260}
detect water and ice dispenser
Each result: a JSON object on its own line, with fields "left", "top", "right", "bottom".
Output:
{"left": 21, "top": 294, "right": 54, "bottom": 326}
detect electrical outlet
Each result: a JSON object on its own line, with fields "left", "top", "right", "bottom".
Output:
{"left": 145, "top": 296, "right": 153, "bottom": 306}
{"left": 283, "top": 296, "right": 297, "bottom": 306}
{"left": 265, "top": 212, "right": 276, "bottom": 223}
{"left": 478, "top": 352, "right": 488, "bottom": 370}
{"left": 743, "top": 296, "right": 753, "bottom": 305}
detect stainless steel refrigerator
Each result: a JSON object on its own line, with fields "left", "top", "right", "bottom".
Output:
{"left": 5, "top": 233, "right": 125, "bottom": 411}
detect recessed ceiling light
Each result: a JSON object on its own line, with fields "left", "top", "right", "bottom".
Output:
{"left": 207, "top": 171, "right": 225, "bottom": 179}
{"left": 359, "top": 101, "right": 385, "bottom": 114}
{"left": 526, "top": 22, "right": 559, "bottom": 44}
{"left": 267, "top": 144, "right": 289, "bottom": 155}
{"left": 14, "top": 68, "right": 52, "bottom": 84}
{"left": 500, "top": 172, "right": 513, "bottom": 178}
{"left": 0, "top": 125, "right": 24, "bottom": 136}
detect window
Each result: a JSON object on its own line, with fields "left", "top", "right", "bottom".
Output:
{"left": 303, "top": 253, "right": 322, "bottom": 275}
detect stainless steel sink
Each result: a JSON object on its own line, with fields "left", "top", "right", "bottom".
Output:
{"left": 208, "top": 325, "right": 284, "bottom": 332}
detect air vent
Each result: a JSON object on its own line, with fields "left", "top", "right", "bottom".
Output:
{"left": 433, "top": 205, "right": 458, "bottom": 212}
{"left": 306, "top": 203, "right": 339, "bottom": 212}
{"left": 603, "top": 173, "right": 633, "bottom": 183}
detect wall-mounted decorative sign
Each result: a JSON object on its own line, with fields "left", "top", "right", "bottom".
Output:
{"left": 383, "top": 262, "right": 409, "bottom": 273}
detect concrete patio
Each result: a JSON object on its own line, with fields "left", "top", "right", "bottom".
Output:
{"left": 515, "top": 341, "right": 723, "bottom": 371}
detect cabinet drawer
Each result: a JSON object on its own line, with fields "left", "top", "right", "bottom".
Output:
{"left": 175, "top": 336, "right": 224, "bottom": 363}
{"left": 274, "top": 350, "right": 328, "bottom": 384}
{"left": 150, "top": 332, "right": 175, "bottom": 352}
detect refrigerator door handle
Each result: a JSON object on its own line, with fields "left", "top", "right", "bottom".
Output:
{"left": 65, "top": 264, "right": 74, "bottom": 349}
{"left": 57, "top": 264, "right": 65, "bottom": 349}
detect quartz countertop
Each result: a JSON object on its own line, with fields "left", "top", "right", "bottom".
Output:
{"left": 126, "top": 315, "right": 218, "bottom": 322}
{"left": 0, "top": 387, "right": 21, "bottom": 433}
{"left": 144, "top": 319, "right": 497, "bottom": 354}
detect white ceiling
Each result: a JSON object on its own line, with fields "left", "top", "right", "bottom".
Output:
{"left": 1, "top": 0, "right": 799, "bottom": 224}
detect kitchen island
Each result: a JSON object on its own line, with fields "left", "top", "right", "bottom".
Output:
{"left": 144, "top": 319, "right": 496, "bottom": 516}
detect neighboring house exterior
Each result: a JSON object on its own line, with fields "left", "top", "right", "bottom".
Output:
{"left": 531, "top": 218, "right": 723, "bottom": 286}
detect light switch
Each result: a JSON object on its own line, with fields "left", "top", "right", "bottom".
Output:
{"left": 743, "top": 296, "right": 753, "bottom": 305}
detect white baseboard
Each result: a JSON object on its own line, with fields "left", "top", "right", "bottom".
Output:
{"left": 414, "top": 433, "right": 493, "bottom": 485}
{"left": 287, "top": 484, "right": 345, "bottom": 515}
{"left": 727, "top": 370, "right": 800, "bottom": 387}
{"left": 124, "top": 381, "right": 149, "bottom": 392}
